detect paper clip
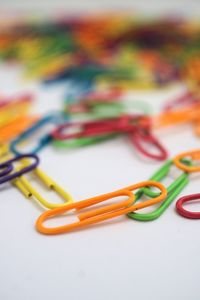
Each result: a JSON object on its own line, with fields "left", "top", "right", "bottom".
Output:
{"left": 0, "top": 159, "right": 13, "bottom": 177}
{"left": 154, "top": 102, "right": 200, "bottom": 137}
{"left": 51, "top": 115, "right": 167, "bottom": 160}
{"left": 51, "top": 115, "right": 134, "bottom": 140}
{"left": 176, "top": 193, "right": 200, "bottom": 219}
{"left": 65, "top": 88, "right": 123, "bottom": 114}
{"left": 127, "top": 159, "right": 191, "bottom": 221}
{"left": 36, "top": 180, "right": 167, "bottom": 234}
{"left": 163, "top": 90, "right": 199, "bottom": 111}
{"left": 154, "top": 102, "right": 200, "bottom": 129}
{"left": 0, "top": 116, "right": 38, "bottom": 143}
{"left": 0, "top": 154, "right": 39, "bottom": 185}
{"left": 129, "top": 127, "right": 168, "bottom": 161}
{"left": 12, "top": 164, "right": 73, "bottom": 209}
{"left": 0, "top": 143, "right": 9, "bottom": 158}
{"left": 53, "top": 134, "right": 118, "bottom": 148}
{"left": 51, "top": 115, "right": 147, "bottom": 146}
{"left": 10, "top": 113, "right": 67, "bottom": 155}
{"left": 81, "top": 89, "right": 123, "bottom": 102}
{"left": 173, "top": 149, "right": 200, "bottom": 173}
{"left": 0, "top": 94, "right": 33, "bottom": 127}
{"left": 67, "top": 98, "right": 152, "bottom": 118}
{"left": 64, "top": 79, "right": 94, "bottom": 104}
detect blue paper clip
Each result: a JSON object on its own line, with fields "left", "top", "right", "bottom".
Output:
{"left": 10, "top": 113, "right": 68, "bottom": 155}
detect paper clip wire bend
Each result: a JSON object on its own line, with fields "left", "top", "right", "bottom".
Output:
{"left": 13, "top": 164, "right": 73, "bottom": 209}
{"left": 0, "top": 154, "right": 39, "bottom": 184}
{"left": 10, "top": 114, "right": 64, "bottom": 155}
{"left": 127, "top": 159, "right": 191, "bottom": 221}
{"left": 173, "top": 149, "right": 200, "bottom": 172}
{"left": 176, "top": 193, "right": 200, "bottom": 219}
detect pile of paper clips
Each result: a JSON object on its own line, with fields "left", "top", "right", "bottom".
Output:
{"left": 0, "top": 13, "right": 200, "bottom": 235}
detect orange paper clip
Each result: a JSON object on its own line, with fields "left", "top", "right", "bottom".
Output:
{"left": 36, "top": 180, "right": 167, "bottom": 235}
{"left": 173, "top": 149, "right": 200, "bottom": 173}
{"left": 0, "top": 94, "right": 33, "bottom": 127}
{"left": 0, "top": 115, "right": 38, "bottom": 143}
{"left": 154, "top": 102, "right": 200, "bottom": 129}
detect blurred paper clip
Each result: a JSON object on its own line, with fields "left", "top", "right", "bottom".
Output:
{"left": 10, "top": 113, "right": 68, "bottom": 155}
{"left": 0, "top": 94, "right": 33, "bottom": 128}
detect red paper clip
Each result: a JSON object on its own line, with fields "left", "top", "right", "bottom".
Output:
{"left": 51, "top": 115, "right": 150, "bottom": 140}
{"left": 52, "top": 114, "right": 167, "bottom": 160}
{"left": 83, "top": 115, "right": 149, "bottom": 136}
{"left": 176, "top": 194, "right": 200, "bottom": 219}
{"left": 129, "top": 127, "right": 168, "bottom": 161}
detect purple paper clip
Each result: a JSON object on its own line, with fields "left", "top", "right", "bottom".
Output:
{"left": 0, "top": 163, "right": 13, "bottom": 178}
{"left": 0, "top": 154, "right": 39, "bottom": 185}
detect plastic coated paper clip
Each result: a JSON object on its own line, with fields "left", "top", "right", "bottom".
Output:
{"left": 13, "top": 161, "right": 73, "bottom": 209}
{"left": 36, "top": 180, "right": 167, "bottom": 234}
{"left": 127, "top": 159, "right": 191, "bottom": 221}
{"left": 176, "top": 193, "right": 200, "bottom": 219}
{"left": 0, "top": 154, "right": 39, "bottom": 185}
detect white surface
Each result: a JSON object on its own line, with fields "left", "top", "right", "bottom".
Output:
{"left": 0, "top": 2, "right": 200, "bottom": 300}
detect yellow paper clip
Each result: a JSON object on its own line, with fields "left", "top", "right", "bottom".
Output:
{"left": 0, "top": 145, "right": 73, "bottom": 208}
{"left": 13, "top": 161, "right": 73, "bottom": 209}
{"left": 0, "top": 144, "right": 9, "bottom": 158}
{"left": 0, "top": 142, "right": 10, "bottom": 163}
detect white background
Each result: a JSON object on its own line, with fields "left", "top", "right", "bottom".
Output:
{"left": 0, "top": 1, "right": 200, "bottom": 300}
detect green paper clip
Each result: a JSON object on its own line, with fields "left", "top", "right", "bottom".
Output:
{"left": 127, "top": 159, "right": 191, "bottom": 221}
{"left": 53, "top": 133, "right": 119, "bottom": 148}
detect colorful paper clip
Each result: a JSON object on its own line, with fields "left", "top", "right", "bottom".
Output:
{"left": 173, "top": 149, "right": 200, "bottom": 173}
{"left": 10, "top": 113, "right": 67, "bottom": 155}
{"left": 154, "top": 103, "right": 200, "bottom": 137}
{"left": 0, "top": 116, "right": 38, "bottom": 143}
{"left": 64, "top": 79, "right": 94, "bottom": 104}
{"left": 67, "top": 98, "right": 152, "bottom": 118}
{"left": 127, "top": 159, "right": 191, "bottom": 221}
{"left": 51, "top": 115, "right": 149, "bottom": 144}
{"left": 163, "top": 90, "right": 199, "bottom": 111}
{"left": 128, "top": 126, "right": 167, "bottom": 161}
{"left": 0, "top": 94, "right": 33, "bottom": 128}
{"left": 176, "top": 193, "right": 200, "bottom": 219}
{"left": 0, "top": 143, "right": 9, "bottom": 158}
{"left": 36, "top": 180, "right": 167, "bottom": 234}
{"left": 52, "top": 115, "right": 167, "bottom": 160}
{"left": 0, "top": 154, "right": 39, "bottom": 185}
{"left": 12, "top": 163, "right": 73, "bottom": 209}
